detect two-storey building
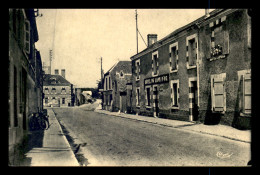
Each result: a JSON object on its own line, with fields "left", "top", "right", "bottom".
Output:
{"left": 43, "top": 74, "right": 73, "bottom": 107}
{"left": 102, "top": 61, "right": 132, "bottom": 113}
{"left": 130, "top": 9, "right": 251, "bottom": 129}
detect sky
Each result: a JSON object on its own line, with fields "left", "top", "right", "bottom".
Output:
{"left": 35, "top": 9, "right": 214, "bottom": 88}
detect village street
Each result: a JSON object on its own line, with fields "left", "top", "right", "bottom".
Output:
{"left": 52, "top": 103, "right": 251, "bottom": 166}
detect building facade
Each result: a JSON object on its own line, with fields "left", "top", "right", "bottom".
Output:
{"left": 130, "top": 9, "right": 251, "bottom": 129}
{"left": 102, "top": 61, "right": 132, "bottom": 112}
{"left": 197, "top": 9, "right": 252, "bottom": 128}
{"left": 43, "top": 74, "right": 73, "bottom": 107}
{"left": 9, "top": 8, "right": 43, "bottom": 165}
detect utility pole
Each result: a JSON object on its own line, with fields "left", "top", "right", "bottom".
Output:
{"left": 135, "top": 9, "right": 138, "bottom": 54}
{"left": 101, "top": 57, "right": 103, "bottom": 83}
{"left": 49, "top": 50, "right": 52, "bottom": 74}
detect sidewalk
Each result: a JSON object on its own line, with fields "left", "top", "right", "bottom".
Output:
{"left": 24, "top": 109, "right": 79, "bottom": 166}
{"left": 94, "top": 109, "right": 251, "bottom": 144}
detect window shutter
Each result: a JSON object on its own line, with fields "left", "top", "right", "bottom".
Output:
{"left": 213, "top": 77, "right": 224, "bottom": 112}
{"left": 145, "top": 88, "right": 148, "bottom": 106}
{"left": 24, "top": 20, "right": 30, "bottom": 54}
{"left": 223, "top": 30, "right": 229, "bottom": 55}
{"left": 244, "top": 73, "right": 251, "bottom": 113}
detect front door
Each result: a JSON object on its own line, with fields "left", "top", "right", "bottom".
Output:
{"left": 191, "top": 81, "right": 198, "bottom": 121}
{"left": 153, "top": 86, "right": 159, "bottom": 117}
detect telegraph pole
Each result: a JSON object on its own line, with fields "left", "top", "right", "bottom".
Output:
{"left": 135, "top": 9, "right": 138, "bottom": 54}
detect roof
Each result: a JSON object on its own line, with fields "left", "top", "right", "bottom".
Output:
{"left": 104, "top": 60, "right": 131, "bottom": 76}
{"left": 130, "top": 9, "right": 226, "bottom": 60}
{"left": 43, "top": 74, "right": 72, "bottom": 86}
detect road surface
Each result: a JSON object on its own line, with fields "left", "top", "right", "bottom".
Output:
{"left": 53, "top": 106, "right": 250, "bottom": 166}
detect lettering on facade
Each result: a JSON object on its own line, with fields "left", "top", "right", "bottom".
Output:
{"left": 144, "top": 74, "right": 169, "bottom": 86}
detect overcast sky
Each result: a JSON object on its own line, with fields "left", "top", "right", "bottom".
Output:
{"left": 35, "top": 9, "right": 214, "bottom": 88}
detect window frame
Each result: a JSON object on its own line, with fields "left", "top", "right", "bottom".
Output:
{"left": 186, "top": 34, "right": 198, "bottom": 69}
{"left": 169, "top": 42, "right": 178, "bottom": 73}
{"left": 152, "top": 51, "right": 159, "bottom": 77}
{"left": 135, "top": 59, "right": 140, "bottom": 81}
{"left": 145, "top": 86, "right": 152, "bottom": 108}
{"left": 170, "top": 79, "right": 180, "bottom": 109}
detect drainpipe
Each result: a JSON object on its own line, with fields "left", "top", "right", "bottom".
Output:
{"left": 195, "top": 23, "right": 201, "bottom": 119}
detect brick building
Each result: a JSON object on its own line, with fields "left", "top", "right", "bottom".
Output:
{"left": 8, "top": 9, "right": 43, "bottom": 165}
{"left": 102, "top": 61, "right": 132, "bottom": 112}
{"left": 43, "top": 72, "right": 74, "bottom": 107}
{"left": 130, "top": 9, "right": 251, "bottom": 129}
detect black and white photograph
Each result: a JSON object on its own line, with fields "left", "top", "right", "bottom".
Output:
{"left": 8, "top": 8, "right": 252, "bottom": 167}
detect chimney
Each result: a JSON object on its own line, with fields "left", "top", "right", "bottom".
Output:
{"left": 61, "top": 69, "right": 65, "bottom": 78}
{"left": 55, "top": 69, "right": 59, "bottom": 75}
{"left": 147, "top": 34, "right": 157, "bottom": 47}
{"left": 205, "top": 9, "right": 210, "bottom": 18}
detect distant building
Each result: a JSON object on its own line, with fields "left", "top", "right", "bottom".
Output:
{"left": 43, "top": 74, "right": 73, "bottom": 107}
{"left": 102, "top": 61, "right": 132, "bottom": 112}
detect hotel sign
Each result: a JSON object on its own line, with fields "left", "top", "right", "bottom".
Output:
{"left": 144, "top": 74, "right": 169, "bottom": 85}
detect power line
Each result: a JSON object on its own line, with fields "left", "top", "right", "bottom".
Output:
{"left": 138, "top": 28, "right": 147, "bottom": 47}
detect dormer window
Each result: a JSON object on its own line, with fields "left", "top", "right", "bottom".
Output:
{"left": 50, "top": 77, "right": 57, "bottom": 84}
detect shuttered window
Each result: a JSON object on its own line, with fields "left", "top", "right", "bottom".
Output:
{"left": 243, "top": 73, "right": 251, "bottom": 114}
{"left": 24, "top": 20, "right": 30, "bottom": 54}
{"left": 188, "top": 38, "right": 196, "bottom": 66}
{"left": 211, "top": 74, "right": 226, "bottom": 112}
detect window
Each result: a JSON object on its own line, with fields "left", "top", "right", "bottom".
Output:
{"left": 119, "top": 71, "right": 124, "bottom": 78}
{"left": 188, "top": 39, "right": 196, "bottom": 66}
{"left": 145, "top": 87, "right": 151, "bottom": 107}
{"left": 211, "top": 73, "right": 226, "bottom": 112}
{"left": 61, "top": 87, "right": 66, "bottom": 94}
{"left": 109, "top": 77, "right": 111, "bottom": 90}
{"left": 45, "top": 98, "right": 48, "bottom": 103}
{"left": 52, "top": 97, "right": 55, "bottom": 100}
{"left": 186, "top": 34, "right": 198, "bottom": 69}
{"left": 62, "top": 98, "right": 65, "bottom": 104}
{"left": 169, "top": 42, "right": 178, "bottom": 72}
{"left": 152, "top": 51, "right": 159, "bottom": 76}
{"left": 136, "top": 87, "right": 140, "bottom": 106}
{"left": 135, "top": 59, "right": 140, "bottom": 80}
{"left": 238, "top": 70, "right": 251, "bottom": 114}
{"left": 51, "top": 88, "right": 56, "bottom": 94}
{"left": 209, "top": 16, "right": 229, "bottom": 59}
{"left": 24, "top": 19, "right": 30, "bottom": 54}
{"left": 44, "top": 87, "right": 49, "bottom": 94}
{"left": 170, "top": 80, "right": 179, "bottom": 108}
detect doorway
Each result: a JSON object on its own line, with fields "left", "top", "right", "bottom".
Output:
{"left": 189, "top": 78, "right": 198, "bottom": 121}
{"left": 153, "top": 86, "right": 159, "bottom": 117}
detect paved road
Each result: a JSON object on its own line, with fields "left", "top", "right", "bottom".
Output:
{"left": 53, "top": 107, "right": 250, "bottom": 166}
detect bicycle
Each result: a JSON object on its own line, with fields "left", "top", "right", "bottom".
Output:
{"left": 29, "top": 112, "right": 49, "bottom": 131}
